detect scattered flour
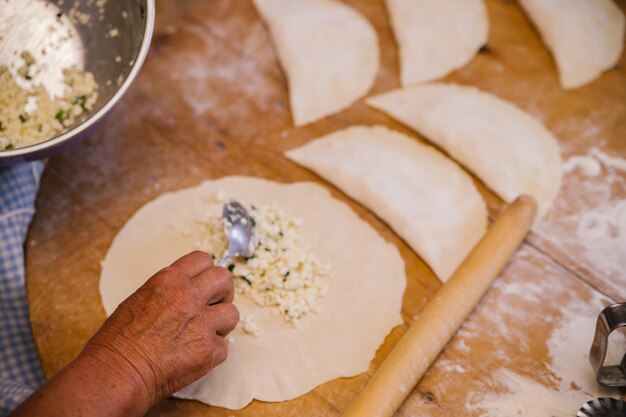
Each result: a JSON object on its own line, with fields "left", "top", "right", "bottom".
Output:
{"left": 576, "top": 200, "right": 626, "bottom": 279}
{"left": 468, "top": 369, "right": 591, "bottom": 417}
{"left": 466, "top": 286, "right": 624, "bottom": 417}
{"left": 457, "top": 339, "right": 469, "bottom": 353}
{"left": 548, "top": 315, "right": 622, "bottom": 395}
{"left": 435, "top": 360, "right": 467, "bottom": 374}
{"left": 468, "top": 369, "right": 600, "bottom": 417}
{"left": 563, "top": 148, "right": 626, "bottom": 177}
{"left": 536, "top": 146, "right": 626, "bottom": 297}
{"left": 563, "top": 155, "right": 602, "bottom": 177}
{"left": 174, "top": 24, "right": 278, "bottom": 119}
{"left": 590, "top": 148, "right": 626, "bottom": 172}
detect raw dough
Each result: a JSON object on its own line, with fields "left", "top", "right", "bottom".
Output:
{"left": 385, "top": 0, "right": 488, "bottom": 86}
{"left": 286, "top": 125, "right": 487, "bottom": 282}
{"left": 519, "top": 0, "right": 625, "bottom": 89}
{"left": 253, "top": 0, "right": 379, "bottom": 126}
{"left": 99, "top": 176, "right": 405, "bottom": 410}
{"left": 367, "top": 84, "right": 562, "bottom": 220}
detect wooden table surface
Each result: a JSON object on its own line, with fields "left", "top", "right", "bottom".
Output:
{"left": 26, "top": 0, "right": 626, "bottom": 415}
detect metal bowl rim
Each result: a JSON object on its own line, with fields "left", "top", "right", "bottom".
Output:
{"left": 0, "top": 0, "right": 156, "bottom": 159}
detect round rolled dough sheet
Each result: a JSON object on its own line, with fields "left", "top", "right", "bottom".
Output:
{"left": 99, "top": 176, "right": 406, "bottom": 410}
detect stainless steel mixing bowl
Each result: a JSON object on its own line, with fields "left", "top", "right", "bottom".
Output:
{"left": 0, "top": 0, "right": 155, "bottom": 163}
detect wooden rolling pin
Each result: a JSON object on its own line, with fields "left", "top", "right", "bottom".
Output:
{"left": 342, "top": 195, "right": 537, "bottom": 417}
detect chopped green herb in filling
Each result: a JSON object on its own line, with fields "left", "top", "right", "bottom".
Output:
{"left": 55, "top": 110, "right": 65, "bottom": 124}
{"left": 73, "top": 95, "right": 87, "bottom": 111}
{"left": 0, "top": 62, "right": 98, "bottom": 151}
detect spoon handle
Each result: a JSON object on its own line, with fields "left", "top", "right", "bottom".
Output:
{"left": 218, "top": 254, "right": 233, "bottom": 268}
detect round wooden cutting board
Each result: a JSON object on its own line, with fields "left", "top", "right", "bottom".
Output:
{"left": 25, "top": 0, "right": 626, "bottom": 416}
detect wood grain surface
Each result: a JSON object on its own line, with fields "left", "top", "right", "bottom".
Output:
{"left": 25, "top": 0, "right": 626, "bottom": 415}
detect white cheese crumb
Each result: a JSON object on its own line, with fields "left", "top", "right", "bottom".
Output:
{"left": 68, "top": 3, "right": 91, "bottom": 26}
{"left": 24, "top": 96, "right": 38, "bottom": 114}
{"left": 241, "top": 316, "right": 260, "bottom": 337}
{"left": 108, "top": 28, "right": 120, "bottom": 38}
{"left": 115, "top": 56, "right": 122, "bottom": 63}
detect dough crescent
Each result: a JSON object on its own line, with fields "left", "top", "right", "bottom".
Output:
{"left": 519, "top": 0, "right": 625, "bottom": 89}
{"left": 367, "top": 84, "right": 562, "bottom": 220}
{"left": 286, "top": 125, "right": 488, "bottom": 282}
{"left": 385, "top": 0, "right": 488, "bottom": 86}
{"left": 253, "top": 0, "right": 379, "bottom": 126}
{"left": 99, "top": 176, "right": 406, "bottom": 410}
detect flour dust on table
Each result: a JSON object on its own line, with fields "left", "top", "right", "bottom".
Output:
{"left": 465, "top": 266, "right": 623, "bottom": 416}
{"left": 536, "top": 147, "right": 626, "bottom": 298}
{"left": 99, "top": 176, "right": 406, "bottom": 409}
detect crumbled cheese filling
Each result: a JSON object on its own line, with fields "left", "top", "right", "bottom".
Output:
{"left": 194, "top": 200, "right": 330, "bottom": 327}
{"left": 0, "top": 59, "right": 98, "bottom": 150}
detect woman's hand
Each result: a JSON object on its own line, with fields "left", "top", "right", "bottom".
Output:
{"left": 11, "top": 251, "right": 239, "bottom": 417}
{"left": 85, "top": 250, "right": 239, "bottom": 404}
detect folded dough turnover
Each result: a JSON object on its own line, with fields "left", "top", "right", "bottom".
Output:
{"left": 367, "top": 83, "right": 562, "bottom": 221}
{"left": 519, "top": 0, "right": 625, "bottom": 89}
{"left": 385, "top": 0, "right": 488, "bottom": 86}
{"left": 253, "top": 0, "right": 379, "bottom": 126}
{"left": 286, "top": 125, "right": 487, "bottom": 282}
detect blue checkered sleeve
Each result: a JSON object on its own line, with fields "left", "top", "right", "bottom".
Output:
{"left": 0, "top": 162, "right": 46, "bottom": 416}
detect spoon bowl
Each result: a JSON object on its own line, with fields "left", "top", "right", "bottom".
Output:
{"left": 218, "top": 200, "right": 256, "bottom": 268}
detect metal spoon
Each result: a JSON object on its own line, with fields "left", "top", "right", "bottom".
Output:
{"left": 218, "top": 200, "right": 256, "bottom": 268}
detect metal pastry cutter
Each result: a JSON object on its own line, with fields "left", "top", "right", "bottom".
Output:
{"left": 578, "top": 397, "right": 626, "bottom": 417}
{"left": 589, "top": 302, "right": 626, "bottom": 388}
